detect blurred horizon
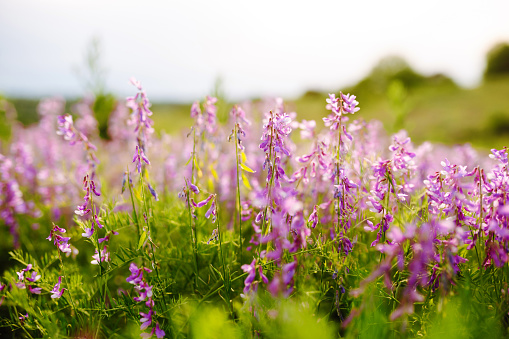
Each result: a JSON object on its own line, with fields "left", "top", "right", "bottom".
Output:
{"left": 2, "top": 0, "right": 509, "bottom": 102}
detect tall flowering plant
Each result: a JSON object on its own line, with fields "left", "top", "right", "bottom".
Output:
{"left": 324, "top": 93, "right": 359, "bottom": 256}
{"left": 126, "top": 263, "right": 165, "bottom": 338}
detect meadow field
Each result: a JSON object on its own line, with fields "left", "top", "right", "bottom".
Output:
{"left": 1, "top": 63, "right": 509, "bottom": 338}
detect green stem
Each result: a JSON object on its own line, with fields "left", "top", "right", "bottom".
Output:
{"left": 259, "top": 114, "right": 276, "bottom": 256}
{"left": 186, "top": 181, "right": 199, "bottom": 291}
{"left": 57, "top": 251, "right": 79, "bottom": 321}
{"left": 215, "top": 197, "right": 233, "bottom": 317}
{"left": 127, "top": 169, "right": 141, "bottom": 241}
{"left": 191, "top": 129, "right": 196, "bottom": 183}
{"left": 234, "top": 122, "right": 243, "bottom": 262}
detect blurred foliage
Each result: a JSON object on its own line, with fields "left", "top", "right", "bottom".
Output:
{"left": 189, "top": 306, "right": 242, "bottom": 338}
{"left": 484, "top": 110, "right": 509, "bottom": 137}
{"left": 8, "top": 98, "right": 39, "bottom": 126}
{"left": 484, "top": 42, "right": 509, "bottom": 79}
{"left": 358, "top": 56, "right": 426, "bottom": 94}
{"left": 387, "top": 79, "right": 409, "bottom": 132}
{"left": 347, "top": 56, "right": 457, "bottom": 101}
{"left": 0, "top": 96, "right": 14, "bottom": 143}
{"left": 93, "top": 93, "right": 117, "bottom": 139}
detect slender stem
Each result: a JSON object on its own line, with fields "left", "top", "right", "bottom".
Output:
{"left": 334, "top": 95, "right": 343, "bottom": 255}
{"left": 141, "top": 173, "right": 168, "bottom": 307}
{"left": 89, "top": 184, "right": 106, "bottom": 314}
{"left": 186, "top": 181, "right": 199, "bottom": 291}
{"left": 215, "top": 198, "right": 233, "bottom": 317}
{"left": 127, "top": 169, "right": 141, "bottom": 241}
{"left": 234, "top": 122, "right": 243, "bottom": 262}
{"left": 189, "top": 128, "right": 199, "bottom": 290}
{"left": 259, "top": 115, "right": 276, "bottom": 256}
{"left": 191, "top": 129, "right": 196, "bottom": 183}
{"left": 88, "top": 183, "right": 106, "bottom": 337}
{"left": 57, "top": 252, "right": 79, "bottom": 319}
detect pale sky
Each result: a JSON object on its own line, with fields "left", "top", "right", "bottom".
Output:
{"left": 1, "top": 0, "right": 509, "bottom": 101}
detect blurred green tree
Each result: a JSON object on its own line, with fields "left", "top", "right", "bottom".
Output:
{"left": 484, "top": 42, "right": 509, "bottom": 79}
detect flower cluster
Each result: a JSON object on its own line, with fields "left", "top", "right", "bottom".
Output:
{"left": 73, "top": 96, "right": 99, "bottom": 138}
{"left": 0, "top": 156, "right": 32, "bottom": 247}
{"left": 91, "top": 246, "right": 111, "bottom": 265}
{"left": 127, "top": 78, "right": 159, "bottom": 201}
{"left": 126, "top": 263, "right": 165, "bottom": 338}
{"left": 203, "top": 96, "right": 218, "bottom": 134}
{"left": 240, "top": 259, "right": 269, "bottom": 295}
{"left": 179, "top": 181, "right": 216, "bottom": 221}
{"left": 16, "top": 264, "right": 41, "bottom": 294}
{"left": 46, "top": 223, "right": 71, "bottom": 254}
{"left": 479, "top": 148, "right": 509, "bottom": 267}
{"left": 366, "top": 133, "right": 417, "bottom": 247}
{"left": 189, "top": 96, "right": 218, "bottom": 136}
{"left": 77, "top": 174, "right": 102, "bottom": 236}
{"left": 323, "top": 92, "right": 359, "bottom": 131}
{"left": 133, "top": 145, "right": 150, "bottom": 174}
{"left": 127, "top": 78, "right": 154, "bottom": 151}
{"left": 56, "top": 113, "right": 99, "bottom": 177}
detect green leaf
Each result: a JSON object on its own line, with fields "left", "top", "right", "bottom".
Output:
{"left": 185, "top": 153, "right": 193, "bottom": 166}
{"left": 242, "top": 172, "right": 252, "bottom": 190}
{"left": 240, "top": 163, "right": 255, "bottom": 173}
{"left": 138, "top": 231, "right": 147, "bottom": 250}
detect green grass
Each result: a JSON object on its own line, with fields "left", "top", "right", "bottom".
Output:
{"left": 148, "top": 77, "right": 509, "bottom": 149}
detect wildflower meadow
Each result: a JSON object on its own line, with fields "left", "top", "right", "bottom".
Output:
{"left": 1, "top": 78, "right": 508, "bottom": 338}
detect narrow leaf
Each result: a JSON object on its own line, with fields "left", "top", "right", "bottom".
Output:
{"left": 242, "top": 172, "right": 252, "bottom": 190}
{"left": 240, "top": 163, "right": 255, "bottom": 173}
{"left": 138, "top": 231, "right": 147, "bottom": 250}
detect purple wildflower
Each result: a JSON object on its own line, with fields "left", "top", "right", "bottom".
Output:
{"left": 126, "top": 77, "right": 154, "bottom": 150}
{"left": 26, "top": 271, "right": 41, "bottom": 283}
{"left": 126, "top": 263, "right": 162, "bottom": 337}
{"left": 341, "top": 93, "right": 360, "bottom": 114}
{"left": 28, "top": 285, "right": 42, "bottom": 294}
{"left": 140, "top": 323, "right": 165, "bottom": 339}
{"left": 147, "top": 183, "right": 159, "bottom": 201}
{"left": 51, "top": 276, "right": 65, "bottom": 299}
{"left": 133, "top": 145, "right": 150, "bottom": 174}
{"left": 76, "top": 174, "right": 102, "bottom": 239}
{"left": 204, "top": 96, "right": 218, "bottom": 134}
{"left": 47, "top": 223, "right": 71, "bottom": 253}
{"left": 241, "top": 259, "right": 257, "bottom": 294}
{"left": 126, "top": 263, "right": 152, "bottom": 285}
{"left": 91, "top": 246, "right": 111, "bottom": 265}
{"left": 56, "top": 113, "right": 99, "bottom": 176}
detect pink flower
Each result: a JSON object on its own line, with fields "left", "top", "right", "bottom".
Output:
{"left": 241, "top": 259, "right": 256, "bottom": 294}
{"left": 51, "top": 276, "right": 65, "bottom": 299}
{"left": 28, "top": 285, "right": 42, "bottom": 294}
{"left": 91, "top": 246, "right": 111, "bottom": 265}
